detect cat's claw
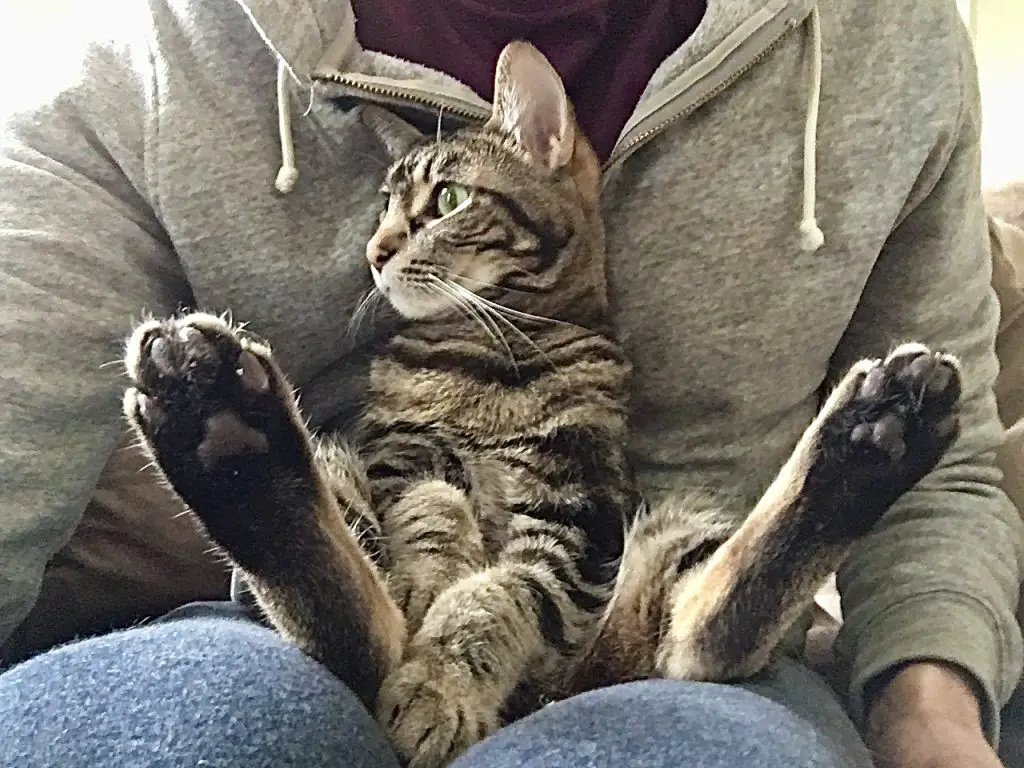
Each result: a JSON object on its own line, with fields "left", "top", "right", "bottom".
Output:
{"left": 378, "top": 651, "right": 498, "bottom": 768}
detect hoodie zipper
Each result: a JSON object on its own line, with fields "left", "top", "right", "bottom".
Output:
{"left": 313, "top": 2, "right": 807, "bottom": 173}
{"left": 604, "top": 24, "right": 797, "bottom": 171}
{"left": 312, "top": 72, "right": 490, "bottom": 123}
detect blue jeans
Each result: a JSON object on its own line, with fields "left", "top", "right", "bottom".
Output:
{"left": 0, "top": 602, "right": 874, "bottom": 767}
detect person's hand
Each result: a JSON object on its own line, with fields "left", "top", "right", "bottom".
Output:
{"left": 865, "top": 661, "right": 1005, "bottom": 768}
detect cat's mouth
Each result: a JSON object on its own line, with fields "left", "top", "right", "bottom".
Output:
{"left": 371, "top": 262, "right": 452, "bottom": 321}
{"left": 370, "top": 265, "right": 388, "bottom": 295}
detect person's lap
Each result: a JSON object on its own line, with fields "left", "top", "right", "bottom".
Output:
{"left": 453, "top": 660, "right": 874, "bottom": 768}
{"left": 0, "top": 601, "right": 875, "bottom": 767}
{"left": 0, "top": 601, "right": 397, "bottom": 768}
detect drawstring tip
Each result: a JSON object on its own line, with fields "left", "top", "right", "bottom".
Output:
{"left": 275, "top": 58, "right": 300, "bottom": 194}
{"left": 275, "top": 166, "right": 299, "bottom": 194}
{"left": 799, "top": 218, "right": 824, "bottom": 252}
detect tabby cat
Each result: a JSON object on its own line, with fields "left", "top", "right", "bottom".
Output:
{"left": 122, "top": 42, "right": 963, "bottom": 767}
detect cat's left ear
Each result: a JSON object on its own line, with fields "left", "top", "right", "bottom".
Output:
{"left": 488, "top": 42, "right": 574, "bottom": 172}
{"left": 361, "top": 105, "right": 426, "bottom": 160}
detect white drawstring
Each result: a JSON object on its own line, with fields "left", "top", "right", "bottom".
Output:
{"left": 275, "top": 58, "right": 300, "bottom": 194}
{"left": 799, "top": 5, "right": 824, "bottom": 252}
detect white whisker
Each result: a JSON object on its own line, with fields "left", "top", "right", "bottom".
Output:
{"left": 437, "top": 268, "right": 535, "bottom": 297}
{"left": 479, "top": 298, "right": 573, "bottom": 328}
{"left": 438, "top": 270, "right": 575, "bottom": 328}
{"left": 444, "top": 280, "right": 559, "bottom": 374}
{"left": 426, "top": 275, "right": 519, "bottom": 375}
{"left": 347, "top": 287, "right": 383, "bottom": 341}
{"left": 426, "top": 276, "right": 512, "bottom": 361}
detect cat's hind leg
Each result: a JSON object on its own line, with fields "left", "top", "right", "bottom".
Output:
{"left": 655, "top": 343, "right": 961, "bottom": 682}
{"left": 562, "top": 496, "right": 733, "bottom": 694}
{"left": 122, "top": 312, "right": 405, "bottom": 708}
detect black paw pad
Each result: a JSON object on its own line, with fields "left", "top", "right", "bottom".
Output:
{"left": 823, "top": 344, "right": 962, "bottom": 492}
{"left": 792, "top": 345, "right": 962, "bottom": 546}
{"left": 849, "top": 411, "right": 906, "bottom": 461}
{"left": 122, "top": 313, "right": 306, "bottom": 490}
{"left": 121, "top": 314, "right": 318, "bottom": 570}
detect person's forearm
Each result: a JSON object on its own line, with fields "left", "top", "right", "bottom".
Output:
{"left": 865, "top": 662, "right": 1004, "bottom": 768}
{"left": 867, "top": 661, "right": 984, "bottom": 735}
{"left": 0, "top": 29, "right": 188, "bottom": 647}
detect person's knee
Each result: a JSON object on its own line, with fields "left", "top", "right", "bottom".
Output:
{"left": 0, "top": 614, "right": 399, "bottom": 768}
{"left": 454, "top": 679, "right": 857, "bottom": 768}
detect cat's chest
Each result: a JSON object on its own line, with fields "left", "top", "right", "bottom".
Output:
{"left": 367, "top": 368, "right": 550, "bottom": 438}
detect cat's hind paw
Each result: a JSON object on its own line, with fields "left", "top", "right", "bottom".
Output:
{"left": 806, "top": 342, "right": 962, "bottom": 539}
{"left": 123, "top": 312, "right": 317, "bottom": 558}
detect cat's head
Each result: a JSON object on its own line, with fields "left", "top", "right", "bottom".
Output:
{"left": 364, "top": 42, "right": 606, "bottom": 326}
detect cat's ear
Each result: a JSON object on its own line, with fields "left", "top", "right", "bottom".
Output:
{"left": 488, "top": 42, "right": 574, "bottom": 172}
{"left": 361, "top": 105, "right": 425, "bottom": 160}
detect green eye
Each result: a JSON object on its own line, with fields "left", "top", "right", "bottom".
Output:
{"left": 435, "top": 184, "right": 470, "bottom": 217}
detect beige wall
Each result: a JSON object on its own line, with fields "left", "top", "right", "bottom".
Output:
{"left": 960, "top": 0, "right": 1024, "bottom": 189}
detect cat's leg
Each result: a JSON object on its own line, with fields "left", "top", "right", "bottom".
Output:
{"left": 377, "top": 515, "right": 604, "bottom": 768}
{"left": 563, "top": 497, "right": 734, "bottom": 694}
{"left": 316, "top": 436, "right": 390, "bottom": 568}
{"left": 656, "top": 343, "right": 961, "bottom": 682}
{"left": 379, "top": 480, "right": 487, "bottom": 631}
{"left": 361, "top": 427, "right": 487, "bottom": 631}
{"left": 122, "top": 312, "right": 405, "bottom": 708}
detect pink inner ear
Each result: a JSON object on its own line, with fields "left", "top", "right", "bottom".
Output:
{"left": 517, "top": 101, "right": 571, "bottom": 171}
{"left": 498, "top": 45, "right": 574, "bottom": 171}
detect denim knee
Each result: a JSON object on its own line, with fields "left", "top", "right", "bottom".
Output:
{"left": 455, "top": 678, "right": 861, "bottom": 768}
{"left": 0, "top": 612, "right": 399, "bottom": 768}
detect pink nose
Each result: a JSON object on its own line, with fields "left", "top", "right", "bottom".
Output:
{"left": 366, "top": 244, "right": 392, "bottom": 270}
{"left": 366, "top": 231, "right": 404, "bottom": 269}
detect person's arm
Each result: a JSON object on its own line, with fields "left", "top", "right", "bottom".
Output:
{"left": 0, "top": 30, "right": 191, "bottom": 648}
{"left": 830, "top": 19, "right": 1023, "bottom": 764}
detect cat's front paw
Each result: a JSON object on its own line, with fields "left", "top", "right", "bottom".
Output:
{"left": 378, "top": 650, "right": 498, "bottom": 768}
{"left": 809, "top": 343, "right": 962, "bottom": 538}
{"left": 123, "top": 312, "right": 317, "bottom": 560}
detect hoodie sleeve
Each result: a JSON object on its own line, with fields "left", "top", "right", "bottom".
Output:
{"left": 0, "top": 30, "right": 192, "bottom": 647}
{"left": 832, "top": 22, "right": 1024, "bottom": 744}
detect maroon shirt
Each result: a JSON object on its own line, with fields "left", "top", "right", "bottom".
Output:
{"left": 350, "top": 1, "right": 707, "bottom": 161}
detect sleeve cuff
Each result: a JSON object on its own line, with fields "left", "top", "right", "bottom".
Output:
{"left": 844, "top": 591, "right": 1010, "bottom": 744}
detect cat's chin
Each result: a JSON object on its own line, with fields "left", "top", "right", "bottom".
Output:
{"left": 383, "top": 289, "right": 450, "bottom": 322}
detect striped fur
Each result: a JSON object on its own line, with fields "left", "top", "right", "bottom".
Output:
{"left": 121, "top": 43, "right": 964, "bottom": 767}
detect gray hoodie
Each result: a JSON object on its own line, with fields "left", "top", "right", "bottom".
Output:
{"left": 1, "top": 0, "right": 1020, "bottom": 741}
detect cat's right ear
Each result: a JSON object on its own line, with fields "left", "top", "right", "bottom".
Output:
{"left": 361, "top": 106, "right": 426, "bottom": 161}
{"left": 488, "top": 42, "right": 574, "bottom": 173}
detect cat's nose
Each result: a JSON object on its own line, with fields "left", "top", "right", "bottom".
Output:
{"left": 366, "top": 231, "right": 404, "bottom": 269}
{"left": 366, "top": 243, "right": 393, "bottom": 270}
